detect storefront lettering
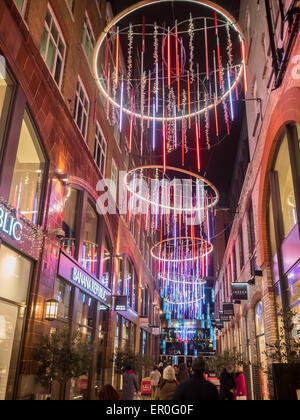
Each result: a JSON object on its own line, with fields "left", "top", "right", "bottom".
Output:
{"left": 72, "top": 267, "right": 107, "bottom": 302}
{"left": 0, "top": 207, "right": 22, "bottom": 241}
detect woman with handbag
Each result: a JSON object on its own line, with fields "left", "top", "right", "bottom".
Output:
{"left": 234, "top": 366, "right": 247, "bottom": 400}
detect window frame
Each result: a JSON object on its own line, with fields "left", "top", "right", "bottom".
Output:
{"left": 93, "top": 122, "right": 107, "bottom": 177}
{"left": 73, "top": 76, "right": 90, "bottom": 140}
{"left": 40, "top": 5, "right": 66, "bottom": 90}
{"left": 82, "top": 12, "right": 96, "bottom": 70}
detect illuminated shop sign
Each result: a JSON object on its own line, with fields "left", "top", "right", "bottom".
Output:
{"left": 223, "top": 303, "right": 234, "bottom": 316}
{"left": 0, "top": 207, "right": 22, "bottom": 241}
{"left": 72, "top": 267, "right": 108, "bottom": 303}
{"left": 114, "top": 295, "right": 128, "bottom": 312}
{"left": 232, "top": 283, "right": 249, "bottom": 301}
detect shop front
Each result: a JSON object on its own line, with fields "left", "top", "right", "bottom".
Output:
{"left": 0, "top": 201, "right": 42, "bottom": 400}
{"left": 57, "top": 251, "right": 111, "bottom": 400}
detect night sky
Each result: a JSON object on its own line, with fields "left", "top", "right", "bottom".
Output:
{"left": 109, "top": 0, "right": 245, "bottom": 201}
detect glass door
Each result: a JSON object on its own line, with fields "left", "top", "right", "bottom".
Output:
{"left": 0, "top": 301, "right": 20, "bottom": 400}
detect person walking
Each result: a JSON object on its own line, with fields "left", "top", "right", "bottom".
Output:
{"left": 177, "top": 362, "right": 190, "bottom": 383}
{"left": 173, "top": 357, "right": 219, "bottom": 401}
{"left": 234, "top": 366, "right": 247, "bottom": 400}
{"left": 122, "top": 365, "right": 138, "bottom": 400}
{"left": 220, "top": 366, "right": 236, "bottom": 401}
{"left": 154, "top": 366, "right": 178, "bottom": 400}
{"left": 150, "top": 366, "right": 161, "bottom": 398}
{"left": 158, "top": 362, "right": 164, "bottom": 377}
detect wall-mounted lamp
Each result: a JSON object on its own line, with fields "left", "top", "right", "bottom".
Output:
{"left": 248, "top": 277, "right": 256, "bottom": 286}
{"left": 44, "top": 299, "right": 59, "bottom": 321}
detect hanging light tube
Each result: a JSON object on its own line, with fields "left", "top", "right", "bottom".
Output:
{"left": 204, "top": 18, "right": 209, "bottom": 80}
{"left": 227, "top": 64, "right": 234, "bottom": 121}
{"left": 115, "top": 26, "right": 120, "bottom": 86}
{"left": 241, "top": 39, "right": 248, "bottom": 93}
{"left": 129, "top": 87, "right": 134, "bottom": 151}
{"left": 119, "top": 76, "right": 124, "bottom": 132}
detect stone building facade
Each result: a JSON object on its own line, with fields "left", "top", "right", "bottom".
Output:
{"left": 214, "top": 0, "right": 300, "bottom": 400}
{"left": 0, "top": 0, "right": 159, "bottom": 400}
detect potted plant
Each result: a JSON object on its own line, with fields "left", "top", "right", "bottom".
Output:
{"left": 34, "top": 327, "right": 93, "bottom": 400}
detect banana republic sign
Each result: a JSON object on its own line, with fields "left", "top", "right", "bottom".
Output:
{"left": 58, "top": 252, "right": 111, "bottom": 305}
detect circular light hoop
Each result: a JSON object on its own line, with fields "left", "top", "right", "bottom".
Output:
{"left": 93, "top": 0, "right": 247, "bottom": 123}
{"left": 161, "top": 276, "right": 207, "bottom": 286}
{"left": 165, "top": 295, "right": 205, "bottom": 305}
{"left": 124, "top": 165, "right": 219, "bottom": 212}
{"left": 159, "top": 273, "right": 207, "bottom": 285}
{"left": 151, "top": 237, "right": 213, "bottom": 263}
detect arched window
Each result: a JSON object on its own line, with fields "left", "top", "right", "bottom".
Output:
{"left": 9, "top": 111, "right": 46, "bottom": 225}
{"left": 267, "top": 124, "right": 300, "bottom": 317}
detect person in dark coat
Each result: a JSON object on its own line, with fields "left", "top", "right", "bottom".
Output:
{"left": 122, "top": 365, "right": 138, "bottom": 400}
{"left": 177, "top": 363, "right": 190, "bottom": 383}
{"left": 173, "top": 357, "right": 219, "bottom": 401}
{"left": 220, "top": 366, "right": 236, "bottom": 401}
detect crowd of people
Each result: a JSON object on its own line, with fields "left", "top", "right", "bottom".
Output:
{"left": 97, "top": 358, "right": 248, "bottom": 401}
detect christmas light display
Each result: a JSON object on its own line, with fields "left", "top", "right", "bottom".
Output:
{"left": 93, "top": 0, "right": 247, "bottom": 155}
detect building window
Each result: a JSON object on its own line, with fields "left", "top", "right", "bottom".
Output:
{"left": 40, "top": 6, "right": 66, "bottom": 89}
{"left": 82, "top": 200, "right": 98, "bottom": 277}
{"left": 62, "top": 187, "right": 79, "bottom": 258}
{"left": 0, "top": 70, "right": 14, "bottom": 151}
{"left": 9, "top": 111, "right": 46, "bottom": 225}
{"left": 267, "top": 125, "right": 300, "bottom": 300}
{"left": 239, "top": 228, "right": 245, "bottom": 271}
{"left": 82, "top": 13, "right": 95, "bottom": 67}
{"left": 274, "top": 134, "right": 297, "bottom": 238}
{"left": 101, "top": 235, "right": 112, "bottom": 289}
{"left": 65, "top": 0, "right": 75, "bottom": 15}
{"left": 14, "top": 0, "right": 27, "bottom": 15}
{"left": 94, "top": 123, "right": 107, "bottom": 177}
{"left": 111, "top": 159, "right": 118, "bottom": 202}
{"left": 73, "top": 78, "right": 90, "bottom": 140}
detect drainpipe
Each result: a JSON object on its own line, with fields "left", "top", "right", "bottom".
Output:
{"left": 265, "top": 0, "right": 279, "bottom": 77}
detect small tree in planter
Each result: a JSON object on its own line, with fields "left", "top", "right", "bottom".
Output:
{"left": 34, "top": 327, "right": 93, "bottom": 400}
{"left": 266, "top": 309, "right": 300, "bottom": 364}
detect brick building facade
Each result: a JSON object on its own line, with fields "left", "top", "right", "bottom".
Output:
{"left": 214, "top": 0, "right": 300, "bottom": 400}
{"left": 0, "top": 0, "right": 159, "bottom": 400}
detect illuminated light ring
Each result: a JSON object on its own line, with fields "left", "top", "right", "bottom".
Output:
{"left": 161, "top": 277, "right": 207, "bottom": 286}
{"left": 159, "top": 273, "right": 207, "bottom": 284}
{"left": 151, "top": 237, "right": 213, "bottom": 263}
{"left": 165, "top": 295, "right": 205, "bottom": 305}
{"left": 124, "top": 165, "right": 219, "bottom": 212}
{"left": 93, "top": 0, "right": 247, "bottom": 123}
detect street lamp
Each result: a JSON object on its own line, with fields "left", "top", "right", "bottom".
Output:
{"left": 44, "top": 299, "right": 59, "bottom": 321}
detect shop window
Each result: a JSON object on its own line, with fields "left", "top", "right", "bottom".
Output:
{"left": 0, "top": 245, "right": 32, "bottom": 400}
{"left": 275, "top": 134, "right": 297, "bottom": 238}
{"left": 62, "top": 187, "right": 79, "bottom": 258}
{"left": 73, "top": 78, "right": 90, "bottom": 140}
{"left": 54, "top": 278, "right": 72, "bottom": 321}
{"left": 287, "top": 263, "right": 300, "bottom": 308}
{"left": 0, "top": 67, "right": 14, "bottom": 150}
{"left": 40, "top": 6, "right": 66, "bottom": 89}
{"left": 0, "top": 245, "right": 31, "bottom": 304}
{"left": 9, "top": 111, "right": 45, "bottom": 225}
{"left": 267, "top": 194, "right": 276, "bottom": 258}
{"left": 82, "top": 200, "right": 98, "bottom": 277}
{"left": 255, "top": 301, "right": 269, "bottom": 399}
{"left": 255, "top": 301, "right": 265, "bottom": 336}
{"left": 82, "top": 13, "right": 95, "bottom": 67}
